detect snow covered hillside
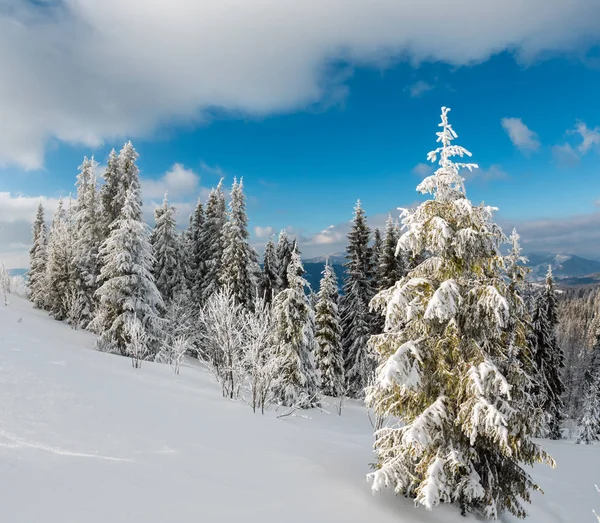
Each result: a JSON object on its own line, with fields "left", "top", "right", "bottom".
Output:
{"left": 1, "top": 295, "right": 598, "bottom": 523}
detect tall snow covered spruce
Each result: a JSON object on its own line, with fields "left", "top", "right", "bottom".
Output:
{"left": 45, "top": 197, "right": 75, "bottom": 321}
{"left": 201, "top": 180, "right": 227, "bottom": 302}
{"left": 576, "top": 339, "right": 600, "bottom": 444}
{"left": 186, "top": 199, "right": 206, "bottom": 304}
{"left": 28, "top": 203, "right": 48, "bottom": 309}
{"left": 99, "top": 149, "right": 120, "bottom": 240}
{"left": 259, "top": 237, "right": 281, "bottom": 303}
{"left": 151, "top": 193, "right": 184, "bottom": 305}
{"left": 276, "top": 229, "right": 293, "bottom": 292}
{"left": 341, "top": 200, "right": 376, "bottom": 398}
{"left": 530, "top": 266, "right": 565, "bottom": 439}
{"left": 219, "top": 178, "right": 258, "bottom": 308}
{"left": 366, "top": 107, "right": 552, "bottom": 519}
{"left": 376, "top": 214, "right": 405, "bottom": 292}
{"left": 314, "top": 261, "right": 345, "bottom": 397}
{"left": 72, "top": 157, "right": 103, "bottom": 328}
{"left": 93, "top": 165, "right": 164, "bottom": 359}
{"left": 271, "top": 251, "right": 321, "bottom": 408}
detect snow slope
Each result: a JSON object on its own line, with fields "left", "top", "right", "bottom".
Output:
{"left": 1, "top": 295, "right": 598, "bottom": 523}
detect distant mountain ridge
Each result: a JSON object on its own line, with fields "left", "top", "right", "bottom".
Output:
{"left": 525, "top": 253, "right": 600, "bottom": 281}
{"left": 302, "top": 251, "right": 600, "bottom": 290}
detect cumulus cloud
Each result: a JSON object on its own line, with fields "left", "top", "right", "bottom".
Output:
{"left": 501, "top": 117, "right": 540, "bottom": 152}
{"left": 311, "top": 224, "right": 349, "bottom": 245}
{"left": 253, "top": 225, "right": 275, "bottom": 239}
{"left": 502, "top": 212, "right": 600, "bottom": 259}
{"left": 142, "top": 163, "right": 202, "bottom": 199}
{"left": 0, "top": 0, "right": 598, "bottom": 168}
{"left": 0, "top": 192, "right": 61, "bottom": 269}
{"left": 573, "top": 120, "right": 600, "bottom": 154}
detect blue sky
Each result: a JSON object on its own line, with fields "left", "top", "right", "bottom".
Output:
{"left": 1, "top": 1, "right": 600, "bottom": 267}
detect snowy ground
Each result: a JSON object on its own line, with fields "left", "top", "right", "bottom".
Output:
{"left": 1, "top": 295, "right": 598, "bottom": 523}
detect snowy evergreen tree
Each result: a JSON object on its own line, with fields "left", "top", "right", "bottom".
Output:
{"left": 99, "top": 149, "right": 120, "bottom": 239}
{"left": 314, "top": 261, "right": 344, "bottom": 397}
{"left": 72, "top": 157, "right": 103, "bottom": 328}
{"left": 276, "top": 230, "right": 293, "bottom": 291}
{"left": 341, "top": 200, "right": 376, "bottom": 397}
{"left": 366, "top": 107, "right": 551, "bottom": 519}
{"left": 530, "top": 266, "right": 565, "bottom": 439}
{"left": 259, "top": 237, "right": 280, "bottom": 303}
{"left": 576, "top": 341, "right": 600, "bottom": 444}
{"left": 28, "top": 203, "right": 48, "bottom": 309}
{"left": 201, "top": 180, "right": 226, "bottom": 302}
{"left": 45, "top": 198, "right": 75, "bottom": 321}
{"left": 220, "top": 178, "right": 258, "bottom": 307}
{"left": 271, "top": 251, "right": 320, "bottom": 408}
{"left": 93, "top": 181, "right": 164, "bottom": 358}
{"left": 376, "top": 214, "right": 405, "bottom": 292}
{"left": 151, "top": 193, "right": 183, "bottom": 305}
{"left": 186, "top": 199, "right": 206, "bottom": 303}
{"left": 372, "top": 228, "right": 383, "bottom": 275}
{"left": 118, "top": 141, "right": 141, "bottom": 197}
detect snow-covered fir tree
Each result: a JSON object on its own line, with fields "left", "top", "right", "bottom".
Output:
{"left": 118, "top": 141, "right": 141, "bottom": 197}
{"left": 93, "top": 181, "right": 164, "bottom": 359}
{"left": 151, "top": 193, "right": 183, "bottom": 305}
{"left": 576, "top": 340, "right": 600, "bottom": 444}
{"left": 366, "top": 107, "right": 551, "bottom": 519}
{"left": 276, "top": 229, "right": 293, "bottom": 291}
{"left": 341, "top": 200, "right": 376, "bottom": 397}
{"left": 99, "top": 149, "right": 120, "bottom": 239}
{"left": 201, "top": 180, "right": 226, "bottom": 302}
{"left": 28, "top": 203, "right": 48, "bottom": 309}
{"left": 376, "top": 214, "right": 405, "bottom": 292}
{"left": 259, "top": 237, "right": 280, "bottom": 303}
{"left": 271, "top": 251, "right": 320, "bottom": 408}
{"left": 219, "top": 178, "right": 258, "bottom": 307}
{"left": 530, "top": 266, "right": 565, "bottom": 439}
{"left": 45, "top": 198, "right": 75, "bottom": 321}
{"left": 72, "top": 157, "right": 103, "bottom": 328}
{"left": 372, "top": 227, "right": 383, "bottom": 274}
{"left": 314, "top": 261, "right": 344, "bottom": 397}
{"left": 186, "top": 199, "right": 206, "bottom": 303}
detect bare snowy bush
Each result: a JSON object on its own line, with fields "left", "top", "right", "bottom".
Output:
{"left": 242, "top": 296, "right": 280, "bottom": 414}
{"left": 170, "top": 335, "right": 191, "bottom": 375}
{"left": 126, "top": 315, "right": 149, "bottom": 369}
{"left": 0, "top": 262, "right": 10, "bottom": 306}
{"left": 9, "top": 275, "right": 28, "bottom": 298}
{"left": 63, "top": 287, "right": 80, "bottom": 329}
{"left": 197, "top": 287, "right": 245, "bottom": 399}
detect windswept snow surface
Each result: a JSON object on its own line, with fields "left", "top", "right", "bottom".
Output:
{"left": 1, "top": 296, "right": 598, "bottom": 523}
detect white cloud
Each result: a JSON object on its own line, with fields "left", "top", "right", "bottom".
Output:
{"left": 552, "top": 143, "right": 580, "bottom": 166}
{"left": 412, "top": 162, "right": 434, "bottom": 178}
{"left": 0, "top": 192, "right": 61, "bottom": 269}
{"left": 406, "top": 80, "right": 433, "bottom": 98}
{"left": 311, "top": 225, "right": 348, "bottom": 245}
{"left": 501, "top": 212, "right": 600, "bottom": 259}
{"left": 0, "top": 0, "right": 598, "bottom": 168}
{"left": 142, "top": 163, "right": 201, "bottom": 199}
{"left": 0, "top": 192, "right": 60, "bottom": 223}
{"left": 253, "top": 225, "right": 275, "bottom": 239}
{"left": 501, "top": 117, "right": 540, "bottom": 152}
{"left": 573, "top": 121, "right": 600, "bottom": 154}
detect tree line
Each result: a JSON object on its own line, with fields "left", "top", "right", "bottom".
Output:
{"left": 26, "top": 108, "right": 600, "bottom": 519}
